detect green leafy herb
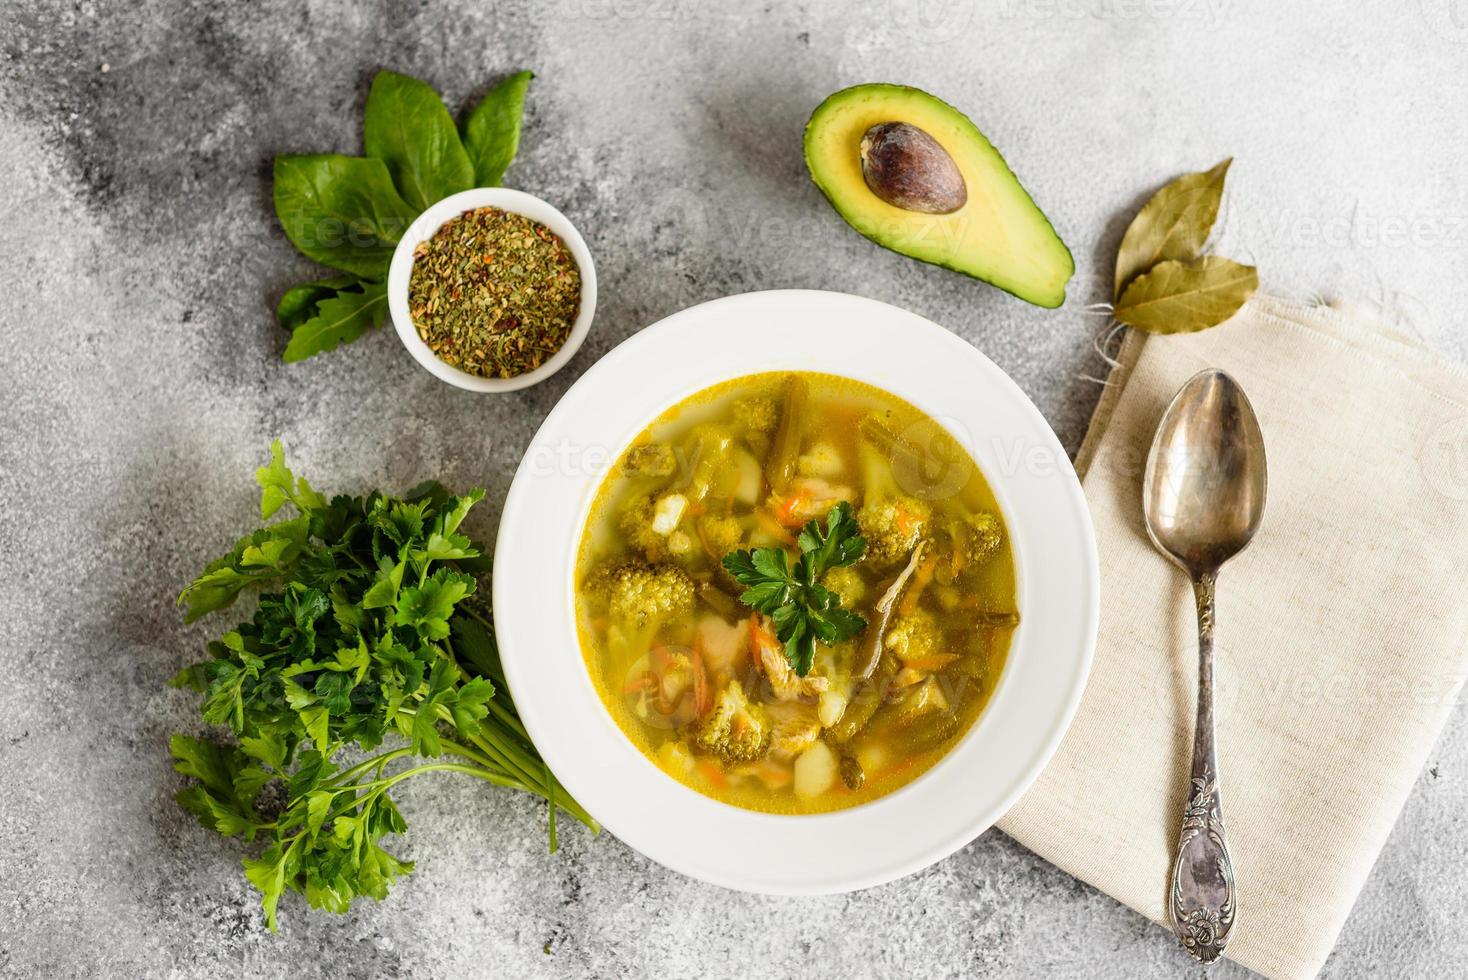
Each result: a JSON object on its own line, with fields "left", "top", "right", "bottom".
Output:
{"left": 277, "top": 275, "right": 361, "bottom": 333}
{"left": 722, "top": 501, "right": 868, "bottom": 676}
{"left": 1113, "top": 256, "right": 1259, "bottom": 334}
{"left": 272, "top": 154, "right": 416, "bottom": 280}
{"left": 1111, "top": 159, "right": 1258, "bottom": 333}
{"left": 273, "top": 68, "right": 534, "bottom": 361}
{"left": 1113, "top": 158, "right": 1232, "bottom": 300}
{"left": 281, "top": 280, "right": 389, "bottom": 362}
{"left": 363, "top": 70, "right": 476, "bottom": 212}
{"left": 169, "top": 442, "right": 596, "bottom": 931}
{"left": 462, "top": 71, "right": 534, "bottom": 187}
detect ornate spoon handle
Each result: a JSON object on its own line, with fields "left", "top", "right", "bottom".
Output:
{"left": 1169, "top": 572, "right": 1237, "bottom": 964}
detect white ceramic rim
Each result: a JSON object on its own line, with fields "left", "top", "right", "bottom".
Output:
{"left": 387, "top": 188, "right": 597, "bottom": 393}
{"left": 494, "top": 289, "right": 1098, "bottom": 894}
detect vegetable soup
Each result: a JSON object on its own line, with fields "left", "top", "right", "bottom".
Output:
{"left": 574, "top": 372, "right": 1017, "bottom": 813}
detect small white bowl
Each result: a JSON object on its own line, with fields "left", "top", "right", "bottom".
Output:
{"left": 494, "top": 289, "right": 1099, "bottom": 894}
{"left": 387, "top": 188, "right": 596, "bottom": 393}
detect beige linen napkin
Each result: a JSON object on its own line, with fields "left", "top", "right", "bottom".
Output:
{"left": 996, "top": 295, "right": 1468, "bottom": 979}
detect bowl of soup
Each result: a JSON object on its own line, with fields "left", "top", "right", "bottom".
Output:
{"left": 494, "top": 289, "right": 1098, "bottom": 893}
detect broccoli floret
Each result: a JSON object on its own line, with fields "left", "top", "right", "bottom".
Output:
{"left": 797, "top": 441, "right": 845, "bottom": 479}
{"left": 618, "top": 495, "right": 669, "bottom": 562}
{"left": 623, "top": 443, "right": 677, "bottom": 479}
{"left": 593, "top": 558, "right": 695, "bottom": 628}
{"left": 858, "top": 497, "right": 931, "bottom": 566}
{"left": 823, "top": 565, "right": 867, "bottom": 608}
{"left": 693, "top": 680, "right": 771, "bottom": 763}
{"left": 733, "top": 396, "right": 778, "bottom": 435}
{"left": 946, "top": 513, "right": 1003, "bottom": 567}
{"left": 884, "top": 608, "right": 943, "bottom": 663}
{"left": 699, "top": 513, "right": 744, "bottom": 557}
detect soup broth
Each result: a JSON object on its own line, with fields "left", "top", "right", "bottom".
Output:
{"left": 574, "top": 372, "right": 1017, "bottom": 813}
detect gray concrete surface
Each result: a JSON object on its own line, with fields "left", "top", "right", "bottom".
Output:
{"left": 2, "top": 1, "right": 1465, "bottom": 977}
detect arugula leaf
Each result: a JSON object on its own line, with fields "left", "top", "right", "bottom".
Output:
{"left": 277, "top": 275, "right": 361, "bottom": 332}
{"left": 272, "top": 154, "right": 416, "bottom": 279}
{"left": 721, "top": 501, "right": 869, "bottom": 676}
{"left": 282, "top": 280, "right": 388, "bottom": 363}
{"left": 170, "top": 442, "right": 597, "bottom": 931}
{"left": 363, "top": 70, "right": 475, "bottom": 212}
{"left": 462, "top": 71, "right": 533, "bottom": 186}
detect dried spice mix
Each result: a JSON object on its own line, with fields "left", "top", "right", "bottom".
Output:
{"left": 408, "top": 206, "right": 581, "bottom": 378}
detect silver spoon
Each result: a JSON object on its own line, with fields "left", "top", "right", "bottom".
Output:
{"left": 1142, "top": 369, "right": 1267, "bottom": 964}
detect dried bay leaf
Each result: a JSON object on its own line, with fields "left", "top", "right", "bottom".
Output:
{"left": 1113, "top": 158, "right": 1232, "bottom": 300}
{"left": 1112, "top": 256, "right": 1258, "bottom": 334}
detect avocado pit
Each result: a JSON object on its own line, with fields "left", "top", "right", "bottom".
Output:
{"left": 859, "top": 121, "right": 967, "bottom": 215}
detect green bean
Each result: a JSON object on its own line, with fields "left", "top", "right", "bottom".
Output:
{"left": 765, "top": 376, "right": 809, "bottom": 494}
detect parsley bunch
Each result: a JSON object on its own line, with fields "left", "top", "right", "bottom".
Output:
{"left": 169, "top": 442, "right": 595, "bottom": 931}
{"left": 722, "top": 501, "right": 869, "bottom": 676}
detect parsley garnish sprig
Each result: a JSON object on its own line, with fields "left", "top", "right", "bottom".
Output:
{"left": 169, "top": 442, "right": 595, "bottom": 931}
{"left": 722, "top": 501, "right": 868, "bottom": 676}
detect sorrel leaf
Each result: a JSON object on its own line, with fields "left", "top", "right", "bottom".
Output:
{"left": 282, "top": 280, "right": 388, "bottom": 362}
{"left": 1113, "top": 158, "right": 1231, "bottom": 300}
{"left": 272, "top": 154, "right": 416, "bottom": 279}
{"left": 1112, "top": 255, "right": 1258, "bottom": 334}
{"left": 462, "top": 71, "right": 533, "bottom": 187}
{"left": 364, "top": 70, "right": 476, "bottom": 211}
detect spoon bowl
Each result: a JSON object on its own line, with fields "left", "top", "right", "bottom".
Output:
{"left": 1144, "top": 370, "right": 1267, "bottom": 576}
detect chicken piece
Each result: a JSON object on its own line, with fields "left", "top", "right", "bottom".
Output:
{"left": 767, "top": 477, "right": 855, "bottom": 528}
{"left": 697, "top": 615, "right": 749, "bottom": 679}
{"left": 752, "top": 616, "right": 830, "bottom": 701}
{"left": 766, "top": 701, "right": 823, "bottom": 759}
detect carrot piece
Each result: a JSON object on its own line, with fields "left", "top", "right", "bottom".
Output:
{"left": 753, "top": 508, "right": 797, "bottom": 545}
{"left": 774, "top": 489, "right": 811, "bottom": 528}
{"left": 901, "top": 653, "right": 960, "bottom": 672}
{"left": 749, "top": 615, "right": 779, "bottom": 676}
{"left": 751, "top": 759, "right": 792, "bottom": 790}
{"left": 898, "top": 555, "right": 938, "bottom": 616}
{"left": 694, "top": 759, "right": 728, "bottom": 788}
{"left": 692, "top": 643, "right": 712, "bottom": 719}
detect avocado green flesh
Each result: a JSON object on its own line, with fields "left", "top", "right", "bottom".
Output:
{"left": 804, "top": 84, "right": 1074, "bottom": 308}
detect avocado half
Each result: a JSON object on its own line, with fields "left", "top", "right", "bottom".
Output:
{"left": 803, "top": 84, "right": 1074, "bottom": 308}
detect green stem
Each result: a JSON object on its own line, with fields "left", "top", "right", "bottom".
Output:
{"left": 329, "top": 746, "right": 414, "bottom": 788}
{"left": 328, "top": 762, "right": 526, "bottom": 807}
{"left": 483, "top": 697, "right": 530, "bottom": 741}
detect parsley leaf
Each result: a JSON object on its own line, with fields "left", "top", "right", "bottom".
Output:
{"left": 721, "top": 501, "right": 869, "bottom": 677}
